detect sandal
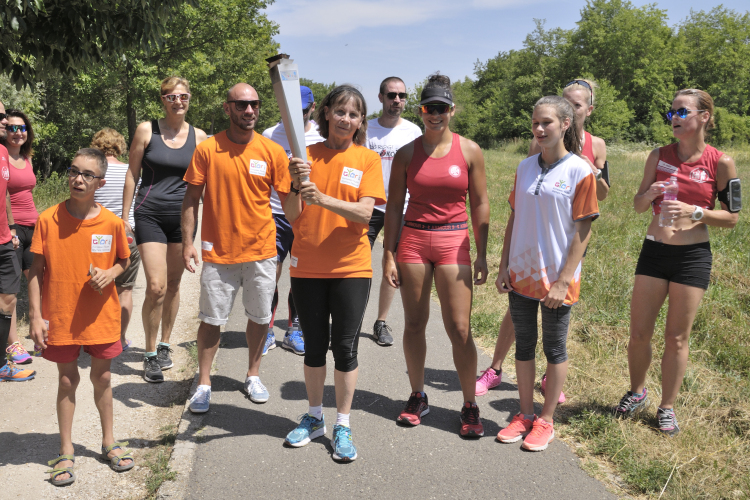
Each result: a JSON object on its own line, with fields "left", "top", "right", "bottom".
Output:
{"left": 101, "top": 441, "right": 135, "bottom": 472}
{"left": 46, "top": 454, "right": 76, "bottom": 486}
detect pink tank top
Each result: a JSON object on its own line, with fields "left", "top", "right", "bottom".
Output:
{"left": 8, "top": 158, "right": 38, "bottom": 226}
{"left": 404, "top": 133, "right": 469, "bottom": 224}
{"left": 581, "top": 131, "right": 595, "bottom": 164}
{"left": 652, "top": 143, "right": 722, "bottom": 215}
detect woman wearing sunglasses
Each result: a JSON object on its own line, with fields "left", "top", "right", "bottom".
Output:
{"left": 122, "top": 76, "right": 207, "bottom": 383}
{"left": 476, "top": 78, "right": 609, "bottom": 403}
{"left": 1, "top": 109, "right": 39, "bottom": 366}
{"left": 615, "top": 89, "right": 739, "bottom": 436}
{"left": 382, "top": 73, "right": 490, "bottom": 437}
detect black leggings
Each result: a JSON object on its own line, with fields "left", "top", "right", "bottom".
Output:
{"left": 290, "top": 277, "right": 371, "bottom": 372}
{"left": 509, "top": 292, "right": 571, "bottom": 364}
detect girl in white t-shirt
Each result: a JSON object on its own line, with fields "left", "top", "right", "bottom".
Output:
{"left": 495, "top": 96, "right": 599, "bottom": 451}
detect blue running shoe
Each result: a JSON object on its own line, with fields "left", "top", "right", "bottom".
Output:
{"left": 189, "top": 386, "right": 211, "bottom": 414}
{"left": 332, "top": 424, "right": 357, "bottom": 462}
{"left": 285, "top": 414, "right": 326, "bottom": 447}
{"left": 282, "top": 327, "right": 305, "bottom": 355}
{"left": 262, "top": 330, "right": 276, "bottom": 356}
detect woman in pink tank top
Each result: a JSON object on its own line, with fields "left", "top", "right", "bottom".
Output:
{"left": 480, "top": 78, "right": 611, "bottom": 406}
{"left": 382, "top": 74, "right": 490, "bottom": 437}
{"left": 617, "top": 89, "right": 739, "bottom": 436}
{"left": 1, "top": 109, "right": 39, "bottom": 365}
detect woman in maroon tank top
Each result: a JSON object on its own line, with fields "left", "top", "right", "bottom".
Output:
{"left": 382, "top": 74, "right": 490, "bottom": 437}
{"left": 478, "top": 78, "right": 610, "bottom": 405}
{"left": 616, "top": 89, "right": 739, "bottom": 436}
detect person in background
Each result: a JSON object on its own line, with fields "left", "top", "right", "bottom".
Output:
{"left": 261, "top": 85, "right": 325, "bottom": 356}
{"left": 91, "top": 128, "right": 142, "bottom": 351}
{"left": 122, "top": 76, "right": 207, "bottom": 383}
{"left": 615, "top": 89, "right": 739, "bottom": 437}
{"left": 365, "top": 76, "right": 422, "bottom": 346}
{"left": 1, "top": 109, "right": 38, "bottom": 365}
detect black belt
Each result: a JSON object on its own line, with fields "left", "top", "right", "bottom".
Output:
{"left": 403, "top": 220, "right": 468, "bottom": 231}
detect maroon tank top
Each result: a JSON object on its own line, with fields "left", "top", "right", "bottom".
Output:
{"left": 404, "top": 133, "right": 469, "bottom": 224}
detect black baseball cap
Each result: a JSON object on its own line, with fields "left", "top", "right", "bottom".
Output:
{"left": 419, "top": 87, "right": 453, "bottom": 106}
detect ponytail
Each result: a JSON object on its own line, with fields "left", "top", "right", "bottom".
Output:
{"left": 534, "top": 96, "right": 581, "bottom": 156}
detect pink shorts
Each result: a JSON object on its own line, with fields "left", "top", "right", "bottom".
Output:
{"left": 397, "top": 225, "right": 471, "bottom": 266}
{"left": 42, "top": 341, "right": 123, "bottom": 364}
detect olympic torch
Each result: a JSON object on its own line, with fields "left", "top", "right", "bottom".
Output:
{"left": 267, "top": 54, "right": 308, "bottom": 181}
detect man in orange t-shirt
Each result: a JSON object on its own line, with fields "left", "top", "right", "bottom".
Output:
{"left": 182, "top": 83, "right": 290, "bottom": 413}
{"left": 28, "top": 148, "right": 133, "bottom": 485}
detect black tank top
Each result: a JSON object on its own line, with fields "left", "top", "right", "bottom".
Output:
{"left": 134, "top": 119, "right": 196, "bottom": 215}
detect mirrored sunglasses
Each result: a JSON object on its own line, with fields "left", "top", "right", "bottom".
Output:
{"left": 666, "top": 108, "right": 705, "bottom": 122}
{"left": 162, "top": 93, "right": 191, "bottom": 103}
{"left": 420, "top": 104, "right": 452, "bottom": 115}
{"left": 7, "top": 125, "right": 27, "bottom": 133}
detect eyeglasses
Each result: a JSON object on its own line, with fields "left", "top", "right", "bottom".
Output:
{"left": 162, "top": 93, "right": 191, "bottom": 103}
{"left": 227, "top": 100, "right": 262, "bottom": 111}
{"left": 7, "top": 125, "right": 27, "bottom": 133}
{"left": 564, "top": 80, "right": 593, "bottom": 104}
{"left": 666, "top": 108, "right": 705, "bottom": 122}
{"left": 67, "top": 167, "right": 103, "bottom": 183}
{"left": 420, "top": 104, "right": 452, "bottom": 115}
{"left": 386, "top": 92, "right": 407, "bottom": 100}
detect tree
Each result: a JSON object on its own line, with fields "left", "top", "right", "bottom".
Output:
{"left": 0, "top": 0, "right": 193, "bottom": 85}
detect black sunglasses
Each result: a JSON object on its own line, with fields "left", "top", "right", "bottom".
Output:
{"left": 227, "top": 100, "right": 261, "bottom": 111}
{"left": 386, "top": 92, "right": 407, "bottom": 100}
{"left": 666, "top": 108, "right": 705, "bottom": 122}
{"left": 564, "top": 80, "right": 593, "bottom": 104}
{"left": 8, "top": 124, "right": 27, "bottom": 133}
{"left": 67, "top": 167, "right": 103, "bottom": 183}
{"left": 0, "top": 113, "right": 6, "bottom": 121}
{"left": 420, "top": 104, "right": 452, "bottom": 115}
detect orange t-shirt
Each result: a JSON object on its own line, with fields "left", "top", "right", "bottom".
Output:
{"left": 30, "top": 202, "right": 130, "bottom": 345}
{"left": 290, "top": 142, "right": 386, "bottom": 279}
{"left": 184, "top": 131, "right": 291, "bottom": 264}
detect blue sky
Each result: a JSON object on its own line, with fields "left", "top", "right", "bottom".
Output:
{"left": 263, "top": 0, "right": 749, "bottom": 113}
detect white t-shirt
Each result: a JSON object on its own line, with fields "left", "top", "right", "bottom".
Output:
{"left": 262, "top": 121, "right": 325, "bottom": 215}
{"left": 94, "top": 163, "right": 137, "bottom": 228}
{"left": 507, "top": 153, "right": 599, "bottom": 306}
{"left": 366, "top": 118, "right": 422, "bottom": 212}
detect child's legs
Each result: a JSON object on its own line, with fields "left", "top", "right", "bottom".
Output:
{"left": 539, "top": 303, "right": 572, "bottom": 422}
{"left": 509, "top": 293, "right": 538, "bottom": 416}
{"left": 489, "top": 308, "right": 515, "bottom": 371}
{"left": 89, "top": 356, "right": 114, "bottom": 446}
{"left": 56, "top": 361, "right": 81, "bottom": 454}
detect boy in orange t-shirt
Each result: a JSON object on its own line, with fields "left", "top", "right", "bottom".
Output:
{"left": 28, "top": 149, "right": 133, "bottom": 486}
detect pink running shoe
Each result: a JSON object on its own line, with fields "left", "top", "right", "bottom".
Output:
{"left": 522, "top": 417, "right": 555, "bottom": 451}
{"left": 540, "top": 374, "right": 566, "bottom": 404}
{"left": 6, "top": 342, "right": 31, "bottom": 365}
{"left": 475, "top": 368, "right": 501, "bottom": 396}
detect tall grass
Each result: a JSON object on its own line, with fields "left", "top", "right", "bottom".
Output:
{"left": 33, "top": 171, "right": 69, "bottom": 213}
{"left": 472, "top": 142, "right": 750, "bottom": 498}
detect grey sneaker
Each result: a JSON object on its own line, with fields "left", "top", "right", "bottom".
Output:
{"left": 189, "top": 386, "right": 211, "bottom": 413}
{"left": 245, "top": 376, "right": 269, "bottom": 403}
{"left": 657, "top": 407, "right": 680, "bottom": 437}
{"left": 156, "top": 344, "right": 174, "bottom": 370}
{"left": 374, "top": 320, "right": 394, "bottom": 346}
{"left": 615, "top": 388, "right": 648, "bottom": 418}
{"left": 143, "top": 356, "right": 164, "bottom": 383}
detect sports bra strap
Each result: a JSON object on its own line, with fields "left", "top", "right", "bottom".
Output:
{"left": 151, "top": 119, "right": 161, "bottom": 135}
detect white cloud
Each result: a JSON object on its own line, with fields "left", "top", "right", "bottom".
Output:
{"left": 265, "top": 0, "right": 542, "bottom": 36}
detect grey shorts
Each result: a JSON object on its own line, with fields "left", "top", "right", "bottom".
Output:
{"left": 115, "top": 240, "right": 141, "bottom": 289}
{"left": 199, "top": 258, "right": 276, "bottom": 326}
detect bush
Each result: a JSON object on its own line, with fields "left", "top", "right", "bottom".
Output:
{"left": 712, "top": 107, "right": 750, "bottom": 146}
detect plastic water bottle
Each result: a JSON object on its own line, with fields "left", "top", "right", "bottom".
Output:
{"left": 659, "top": 176, "right": 679, "bottom": 228}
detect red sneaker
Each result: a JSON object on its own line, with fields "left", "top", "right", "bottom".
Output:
{"left": 397, "top": 392, "right": 429, "bottom": 426}
{"left": 496, "top": 413, "right": 534, "bottom": 443}
{"left": 522, "top": 417, "right": 555, "bottom": 451}
{"left": 459, "top": 402, "right": 484, "bottom": 437}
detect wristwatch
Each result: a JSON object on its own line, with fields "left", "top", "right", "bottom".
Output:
{"left": 594, "top": 169, "right": 602, "bottom": 181}
{"left": 690, "top": 205, "right": 704, "bottom": 221}
{"left": 290, "top": 182, "right": 300, "bottom": 195}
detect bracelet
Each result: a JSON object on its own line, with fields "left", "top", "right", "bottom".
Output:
{"left": 290, "top": 182, "right": 300, "bottom": 195}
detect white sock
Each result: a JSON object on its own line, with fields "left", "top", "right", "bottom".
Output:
{"left": 247, "top": 375, "right": 260, "bottom": 382}
{"left": 308, "top": 405, "right": 323, "bottom": 420}
{"left": 336, "top": 412, "right": 350, "bottom": 427}
{"left": 197, "top": 384, "right": 211, "bottom": 392}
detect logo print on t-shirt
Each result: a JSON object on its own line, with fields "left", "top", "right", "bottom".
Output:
{"left": 249, "top": 159, "right": 268, "bottom": 176}
{"left": 689, "top": 168, "right": 709, "bottom": 183}
{"left": 448, "top": 165, "right": 461, "bottom": 178}
{"left": 553, "top": 179, "right": 573, "bottom": 195}
{"left": 1, "top": 166, "right": 8, "bottom": 181}
{"left": 657, "top": 160, "right": 678, "bottom": 175}
{"left": 91, "top": 235, "right": 113, "bottom": 253}
{"left": 340, "top": 167, "right": 363, "bottom": 188}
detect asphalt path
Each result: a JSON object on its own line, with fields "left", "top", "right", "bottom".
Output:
{"left": 186, "top": 244, "right": 614, "bottom": 499}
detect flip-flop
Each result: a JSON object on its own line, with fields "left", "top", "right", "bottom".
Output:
{"left": 47, "top": 454, "right": 76, "bottom": 486}
{"left": 102, "top": 442, "right": 135, "bottom": 472}
{"left": 122, "top": 339, "right": 132, "bottom": 352}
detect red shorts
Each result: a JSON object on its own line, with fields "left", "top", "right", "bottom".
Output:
{"left": 397, "top": 226, "right": 471, "bottom": 266}
{"left": 42, "top": 341, "right": 123, "bottom": 364}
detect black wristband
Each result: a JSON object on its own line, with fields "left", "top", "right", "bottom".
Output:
{"left": 290, "top": 182, "right": 300, "bottom": 195}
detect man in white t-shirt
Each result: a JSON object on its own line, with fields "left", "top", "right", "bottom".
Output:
{"left": 261, "top": 86, "right": 325, "bottom": 356}
{"left": 366, "top": 76, "right": 422, "bottom": 346}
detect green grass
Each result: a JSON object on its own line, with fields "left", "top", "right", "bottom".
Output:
{"left": 33, "top": 171, "right": 69, "bottom": 213}
{"left": 471, "top": 142, "right": 750, "bottom": 498}
{"left": 144, "top": 425, "right": 178, "bottom": 499}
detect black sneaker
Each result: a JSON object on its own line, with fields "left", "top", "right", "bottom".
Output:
{"left": 143, "top": 356, "right": 164, "bottom": 383}
{"left": 374, "top": 320, "right": 393, "bottom": 346}
{"left": 156, "top": 344, "right": 174, "bottom": 370}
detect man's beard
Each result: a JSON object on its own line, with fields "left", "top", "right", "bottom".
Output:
{"left": 231, "top": 113, "right": 256, "bottom": 131}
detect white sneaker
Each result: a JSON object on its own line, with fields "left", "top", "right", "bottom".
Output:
{"left": 189, "top": 385, "right": 211, "bottom": 413}
{"left": 245, "top": 376, "right": 269, "bottom": 403}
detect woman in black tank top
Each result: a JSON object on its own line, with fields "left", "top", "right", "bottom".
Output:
{"left": 122, "top": 76, "right": 207, "bottom": 383}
